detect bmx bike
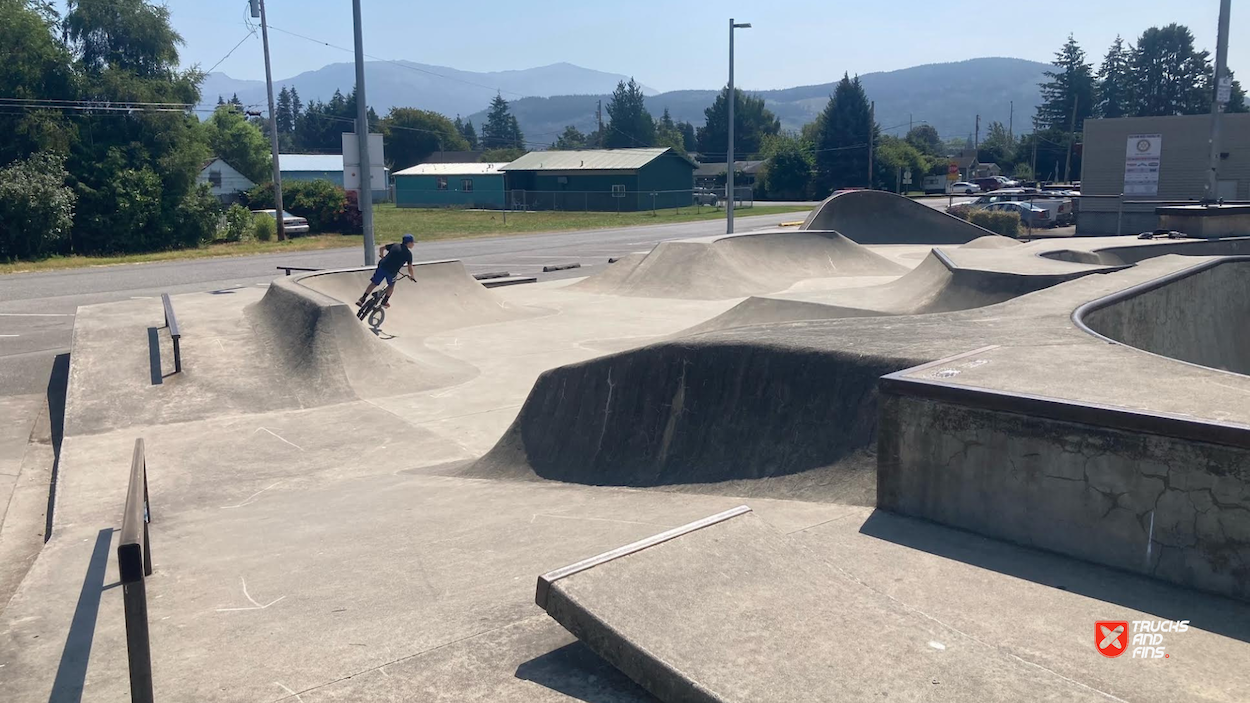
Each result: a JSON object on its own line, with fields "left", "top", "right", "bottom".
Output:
{"left": 356, "top": 272, "right": 412, "bottom": 321}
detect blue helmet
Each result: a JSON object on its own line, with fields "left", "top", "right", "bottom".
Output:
{"left": 402, "top": 233, "right": 415, "bottom": 243}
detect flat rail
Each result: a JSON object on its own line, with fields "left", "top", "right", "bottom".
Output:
{"left": 117, "top": 438, "right": 154, "bottom": 703}
{"left": 160, "top": 294, "right": 181, "bottom": 374}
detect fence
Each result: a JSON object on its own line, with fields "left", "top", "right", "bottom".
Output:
{"left": 944, "top": 190, "right": 1250, "bottom": 237}
{"left": 397, "top": 188, "right": 755, "bottom": 213}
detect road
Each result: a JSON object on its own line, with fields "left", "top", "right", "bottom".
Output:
{"left": 0, "top": 210, "right": 807, "bottom": 396}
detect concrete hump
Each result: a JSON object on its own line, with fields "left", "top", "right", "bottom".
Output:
{"left": 571, "top": 230, "right": 906, "bottom": 300}
{"left": 802, "top": 189, "right": 999, "bottom": 245}
{"left": 297, "top": 259, "right": 543, "bottom": 335}
{"left": 536, "top": 507, "right": 1110, "bottom": 703}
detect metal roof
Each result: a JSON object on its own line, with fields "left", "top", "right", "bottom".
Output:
{"left": 694, "top": 160, "right": 767, "bottom": 177}
{"left": 393, "top": 162, "right": 505, "bottom": 176}
{"left": 278, "top": 154, "right": 343, "bottom": 172}
{"left": 500, "top": 147, "right": 692, "bottom": 172}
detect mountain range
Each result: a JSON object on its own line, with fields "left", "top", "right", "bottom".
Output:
{"left": 201, "top": 57, "right": 1052, "bottom": 145}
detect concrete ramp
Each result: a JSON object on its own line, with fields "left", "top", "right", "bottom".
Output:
{"left": 537, "top": 506, "right": 1109, "bottom": 703}
{"left": 802, "top": 189, "right": 996, "bottom": 244}
{"left": 571, "top": 231, "right": 906, "bottom": 300}
{"left": 298, "top": 259, "right": 543, "bottom": 335}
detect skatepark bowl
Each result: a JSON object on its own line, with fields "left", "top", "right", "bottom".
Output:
{"left": 3, "top": 190, "right": 1249, "bottom": 702}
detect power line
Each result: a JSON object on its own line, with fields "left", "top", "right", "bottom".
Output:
{"left": 205, "top": 30, "right": 257, "bottom": 75}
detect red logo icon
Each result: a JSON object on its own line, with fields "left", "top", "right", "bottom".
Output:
{"left": 1096, "top": 621, "right": 1129, "bottom": 657}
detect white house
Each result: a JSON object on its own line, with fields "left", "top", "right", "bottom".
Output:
{"left": 197, "top": 157, "right": 256, "bottom": 204}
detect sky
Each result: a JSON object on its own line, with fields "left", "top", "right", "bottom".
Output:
{"left": 165, "top": 0, "right": 1249, "bottom": 93}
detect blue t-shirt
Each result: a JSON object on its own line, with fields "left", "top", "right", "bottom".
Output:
{"left": 378, "top": 243, "right": 412, "bottom": 275}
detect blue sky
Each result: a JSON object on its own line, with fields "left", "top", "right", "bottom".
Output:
{"left": 167, "top": 0, "right": 1248, "bottom": 92}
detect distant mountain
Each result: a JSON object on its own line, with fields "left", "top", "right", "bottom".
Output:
{"left": 469, "top": 58, "right": 1051, "bottom": 145}
{"left": 198, "top": 61, "right": 656, "bottom": 118}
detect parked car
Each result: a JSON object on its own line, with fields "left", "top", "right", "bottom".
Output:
{"left": 692, "top": 187, "right": 720, "bottom": 206}
{"left": 252, "top": 209, "right": 310, "bottom": 235}
{"left": 949, "top": 181, "right": 978, "bottom": 195}
{"left": 974, "top": 177, "right": 1004, "bottom": 192}
{"left": 994, "top": 175, "right": 1020, "bottom": 188}
{"left": 984, "top": 201, "right": 1052, "bottom": 229}
{"left": 970, "top": 190, "right": 1074, "bottom": 225}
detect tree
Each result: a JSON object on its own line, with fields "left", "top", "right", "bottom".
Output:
{"left": 481, "top": 94, "right": 524, "bottom": 150}
{"left": 276, "top": 86, "right": 294, "bottom": 135}
{"left": 604, "top": 78, "right": 654, "bottom": 148}
{"left": 0, "top": 151, "right": 76, "bottom": 260}
{"left": 814, "top": 74, "right": 875, "bottom": 194}
{"left": 63, "top": 0, "right": 215, "bottom": 254}
{"left": 1227, "top": 73, "right": 1248, "bottom": 113}
{"left": 204, "top": 105, "right": 271, "bottom": 183}
{"left": 0, "top": 0, "right": 77, "bottom": 167}
{"left": 552, "top": 125, "right": 587, "bottom": 150}
{"left": 1130, "top": 24, "right": 1210, "bottom": 116}
{"left": 292, "top": 86, "right": 377, "bottom": 153}
{"left": 977, "top": 121, "right": 1015, "bottom": 168}
{"left": 381, "top": 107, "right": 469, "bottom": 170}
{"left": 677, "top": 120, "right": 697, "bottom": 152}
{"left": 289, "top": 87, "right": 302, "bottom": 122}
{"left": 873, "top": 135, "right": 927, "bottom": 194}
{"left": 1095, "top": 35, "right": 1132, "bottom": 118}
{"left": 454, "top": 115, "right": 478, "bottom": 150}
{"left": 695, "top": 86, "right": 781, "bottom": 161}
{"left": 1034, "top": 34, "right": 1095, "bottom": 132}
{"left": 479, "top": 147, "right": 525, "bottom": 163}
{"left": 904, "top": 125, "right": 943, "bottom": 158}
{"left": 758, "top": 133, "right": 812, "bottom": 200}
{"left": 655, "top": 108, "right": 687, "bottom": 154}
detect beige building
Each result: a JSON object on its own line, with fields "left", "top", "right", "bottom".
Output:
{"left": 1079, "top": 113, "right": 1250, "bottom": 234}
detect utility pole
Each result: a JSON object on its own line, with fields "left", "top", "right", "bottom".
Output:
{"left": 727, "top": 18, "right": 751, "bottom": 234}
{"left": 1009, "top": 101, "right": 1014, "bottom": 141}
{"left": 867, "top": 101, "right": 875, "bottom": 188}
{"left": 1064, "top": 96, "right": 1079, "bottom": 184}
{"left": 1206, "top": 0, "right": 1232, "bottom": 202}
{"left": 352, "top": 0, "right": 375, "bottom": 264}
{"left": 1032, "top": 137, "right": 1038, "bottom": 182}
{"left": 256, "top": 0, "right": 285, "bottom": 241}
{"left": 974, "top": 114, "right": 980, "bottom": 152}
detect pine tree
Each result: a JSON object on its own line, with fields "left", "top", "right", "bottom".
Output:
{"left": 276, "top": 86, "right": 294, "bottom": 134}
{"left": 604, "top": 78, "right": 655, "bottom": 148}
{"left": 1095, "top": 36, "right": 1132, "bottom": 118}
{"left": 1034, "top": 35, "right": 1094, "bottom": 132}
{"left": 289, "top": 87, "right": 302, "bottom": 121}
{"left": 695, "top": 86, "right": 780, "bottom": 161}
{"left": 482, "top": 94, "right": 523, "bottom": 149}
{"left": 217, "top": 95, "right": 226, "bottom": 106}
{"left": 229, "top": 92, "right": 243, "bottom": 107}
{"left": 814, "top": 74, "right": 875, "bottom": 193}
{"left": 552, "top": 125, "right": 587, "bottom": 150}
{"left": 677, "top": 120, "right": 697, "bottom": 152}
{"left": 461, "top": 119, "right": 478, "bottom": 150}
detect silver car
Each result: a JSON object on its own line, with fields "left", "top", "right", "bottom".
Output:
{"left": 252, "top": 209, "right": 310, "bottom": 235}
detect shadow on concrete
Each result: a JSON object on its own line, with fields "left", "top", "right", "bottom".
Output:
{"left": 48, "top": 528, "right": 114, "bottom": 703}
{"left": 146, "top": 328, "right": 162, "bottom": 386}
{"left": 515, "top": 642, "right": 657, "bottom": 703}
{"left": 859, "top": 509, "right": 1250, "bottom": 644}
{"left": 44, "top": 353, "right": 68, "bottom": 541}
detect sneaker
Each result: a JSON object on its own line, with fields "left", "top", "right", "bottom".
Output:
{"left": 355, "top": 297, "right": 366, "bottom": 306}
{"left": 381, "top": 301, "right": 391, "bottom": 309}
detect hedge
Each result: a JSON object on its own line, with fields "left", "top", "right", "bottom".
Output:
{"left": 968, "top": 209, "right": 1020, "bottom": 237}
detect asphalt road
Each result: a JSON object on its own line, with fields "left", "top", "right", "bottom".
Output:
{"left": 0, "top": 210, "right": 807, "bottom": 396}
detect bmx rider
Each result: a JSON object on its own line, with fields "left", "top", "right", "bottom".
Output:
{"left": 357, "top": 233, "right": 416, "bottom": 309}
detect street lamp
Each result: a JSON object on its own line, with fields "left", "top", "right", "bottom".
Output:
{"left": 727, "top": 19, "right": 750, "bottom": 234}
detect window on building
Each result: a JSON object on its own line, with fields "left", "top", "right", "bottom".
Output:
{"left": 436, "top": 177, "right": 448, "bottom": 190}
{"left": 461, "top": 178, "right": 474, "bottom": 192}
{"left": 612, "top": 184, "right": 625, "bottom": 196}
{"left": 208, "top": 170, "right": 222, "bottom": 187}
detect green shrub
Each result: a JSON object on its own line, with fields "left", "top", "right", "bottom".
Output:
{"left": 0, "top": 152, "right": 76, "bottom": 261}
{"left": 252, "top": 211, "right": 275, "bottom": 241}
{"left": 246, "top": 179, "right": 350, "bottom": 234}
{"left": 219, "top": 203, "right": 253, "bottom": 242}
{"left": 175, "top": 185, "right": 223, "bottom": 249}
{"left": 946, "top": 203, "right": 972, "bottom": 221}
{"left": 969, "top": 209, "right": 1020, "bottom": 237}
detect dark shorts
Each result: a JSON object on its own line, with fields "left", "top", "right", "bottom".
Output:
{"left": 370, "top": 267, "right": 397, "bottom": 286}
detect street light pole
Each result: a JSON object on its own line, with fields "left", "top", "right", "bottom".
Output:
{"left": 727, "top": 19, "right": 750, "bottom": 234}
{"left": 257, "top": 0, "right": 285, "bottom": 241}
{"left": 1206, "top": 0, "right": 1232, "bottom": 202}
{"left": 352, "top": 0, "right": 376, "bottom": 264}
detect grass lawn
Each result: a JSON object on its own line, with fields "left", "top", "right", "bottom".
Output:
{"left": 0, "top": 203, "right": 810, "bottom": 275}
{"left": 0, "top": 202, "right": 810, "bottom": 273}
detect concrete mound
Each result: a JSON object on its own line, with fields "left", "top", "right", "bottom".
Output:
{"left": 571, "top": 230, "right": 907, "bottom": 300}
{"left": 298, "top": 259, "right": 543, "bottom": 335}
{"left": 801, "top": 189, "right": 997, "bottom": 244}
{"left": 1079, "top": 257, "right": 1250, "bottom": 376}
{"left": 248, "top": 276, "right": 473, "bottom": 399}
{"left": 465, "top": 335, "right": 924, "bottom": 504}
{"left": 683, "top": 250, "right": 1082, "bottom": 334}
